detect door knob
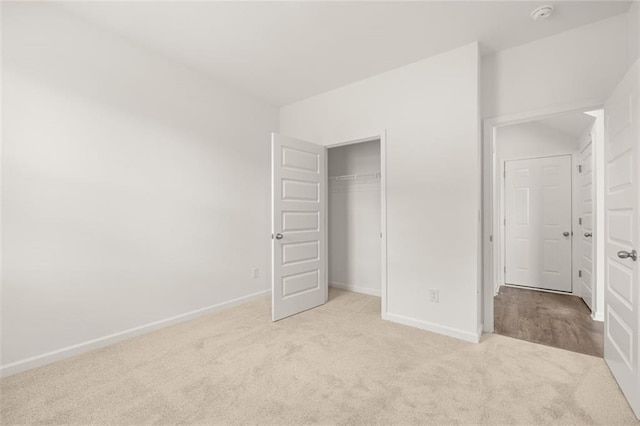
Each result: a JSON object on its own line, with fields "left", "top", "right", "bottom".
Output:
{"left": 275, "top": 233, "right": 284, "bottom": 240}
{"left": 563, "top": 232, "right": 570, "bottom": 237}
{"left": 584, "top": 232, "right": 592, "bottom": 238}
{"left": 617, "top": 249, "right": 637, "bottom": 261}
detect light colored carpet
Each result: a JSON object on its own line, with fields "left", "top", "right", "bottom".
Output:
{"left": 1, "top": 289, "right": 637, "bottom": 425}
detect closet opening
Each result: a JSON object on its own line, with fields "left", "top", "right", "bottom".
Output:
{"left": 326, "top": 137, "right": 386, "bottom": 315}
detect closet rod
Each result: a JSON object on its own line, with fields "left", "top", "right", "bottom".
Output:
{"left": 328, "top": 172, "right": 381, "bottom": 181}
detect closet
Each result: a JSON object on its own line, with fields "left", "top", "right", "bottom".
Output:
{"left": 327, "top": 139, "right": 381, "bottom": 296}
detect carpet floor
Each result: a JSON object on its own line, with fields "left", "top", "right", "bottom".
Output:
{"left": 1, "top": 289, "right": 638, "bottom": 425}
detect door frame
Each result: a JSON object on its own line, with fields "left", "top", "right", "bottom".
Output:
{"left": 501, "top": 154, "right": 574, "bottom": 294}
{"left": 482, "top": 101, "right": 603, "bottom": 332}
{"left": 325, "top": 131, "right": 388, "bottom": 319}
{"left": 577, "top": 133, "right": 606, "bottom": 321}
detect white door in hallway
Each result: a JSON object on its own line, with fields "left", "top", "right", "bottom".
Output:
{"left": 271, "top": 133, "right": 327, "bottom": 321}
{"left": 580, "top": 142, "right": 595, "bottom": 309}
{"left": 604, "top": 62, "right": 640, "bottom": 419}
{"left": 505, "top": 155, "right": 572, "bottom": 292}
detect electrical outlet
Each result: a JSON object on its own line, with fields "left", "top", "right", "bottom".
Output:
{"left": 251, "top": 268, "right": 259, "bottom": 278}
{"left": 429, "top": 289, "right": 439, "bottom": 303}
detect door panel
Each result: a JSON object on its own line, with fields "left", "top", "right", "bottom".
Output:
{"left": 272, "top": 133, "right": 327, "bottom": 321}
{"left": 580, "top": 142, "right": 595, "bottom": 309}
{"left": 604, "top": 62, "right": 639, "bottom": 419}
{"left": 505, "top": 156, "right": 572, "bottom": 292}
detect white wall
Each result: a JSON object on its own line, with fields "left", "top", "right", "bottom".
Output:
{"left": 497, "top": 122, "right": 580, "bottom": 160}
{"left": 281, "top": 43, "right": 481, "bottom": 342}
{"left": 482, "top": 10, "right": 633, "bottom": 331}
{"left": 328, "top": 141, "right": 381, "bottom": 296}
{"left": 482, "top": 13, "right": 629, "bottom": 119}
{"left": 629, "top": 1, "right": 640, "bottom": 66}
{"left": 1, "top": 3, "right": 278, "bottom": 374}
{"left": 494, "top": 122, "right": 580, "bottom": 294}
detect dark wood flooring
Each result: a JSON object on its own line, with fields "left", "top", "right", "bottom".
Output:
{"left": 494, "top": 285, "right": 604, "bottom": 357}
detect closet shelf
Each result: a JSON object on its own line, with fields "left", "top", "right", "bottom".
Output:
{"left": 328, "top": 172, "right": 381, "bottom": 181}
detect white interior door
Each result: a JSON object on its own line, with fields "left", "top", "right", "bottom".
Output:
{"left": 271, "top": 133, "right": 327, "bottom": 321}
{"left": 604, "top": 62, "right": 640, "bottom": 419}
{"left": 580, "top": 142, "right": 595, "bottom": 309}
{"left": 505, "top": 155, "right": 572, "bottom": 292}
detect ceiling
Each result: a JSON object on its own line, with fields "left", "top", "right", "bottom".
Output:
{"left": 536, "top": 112, "right": 597, "bottom": 138}
{"left": 58, "top": 1, "right": 632, "bottom": 106}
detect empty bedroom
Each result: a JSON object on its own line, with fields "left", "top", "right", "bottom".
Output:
{"left": 2, "top": 1, "right": 640, "bottom": 424}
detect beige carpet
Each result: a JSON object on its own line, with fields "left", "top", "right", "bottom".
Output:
{"left": 1, "top": 289, "right": 637, "bottom": 425}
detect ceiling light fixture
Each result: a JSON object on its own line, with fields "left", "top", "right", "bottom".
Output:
{"left": 530, "top": 5, "right": 554, "bottom": 21}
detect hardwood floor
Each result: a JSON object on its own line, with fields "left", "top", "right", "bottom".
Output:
{"left": 494, "top": 285, "right": 604, "bottom": 357}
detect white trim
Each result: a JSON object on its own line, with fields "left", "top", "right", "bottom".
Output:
{"left": 325, "top": 130, "right": 388, "bottom": 320}
{"left": 380, "top": 131, "right": 388, "bottom": 321}
{"left": 589, "top": 110, "right": 606, "bottom": 325}
{"left": 503, "top": 283, "right": 572, "bottom": 296}
{"left": 324, "top": 140, "right": 329, "bottom": 304}
{"left": 329, "top": 282, "right": 381, "bottom": 297}
{"left": 0, "top": 289, "right": 270, "bottom": 378}
{"left": 498, "top": 283, "right": 587, "bottom": 297}
{"left": 484, "top": 101, "right": 604, "bottom": 128}
{"left": 386, "top": 312, "right": 481, "bottom": 343}
{"left": 482, "top": 100, "right": 603, "bottom": 333}
{"left": 571, "top": 151, "right": 580, "bottom": 297}
{"left": 592, "top": 311, "right": 604, "bottom": 322}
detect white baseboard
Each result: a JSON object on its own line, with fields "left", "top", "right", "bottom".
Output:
{"left": 385, "top": 312, "right": 481, "bottom": 343}
{"left": 592, "top": 310, "right": 604, "bottom": 322}
{"left": 0, "top": 289, "right": 270, "bottom": 378}
{"left": 503, "top": 283, "right": 572, "bottom": 296}
{"left": 329, "top": 282, "right": 380, "bottom": 297}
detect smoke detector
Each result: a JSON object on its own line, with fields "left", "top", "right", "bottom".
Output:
{"left": 530, "top": 5, "right": 554, "bottom": 21}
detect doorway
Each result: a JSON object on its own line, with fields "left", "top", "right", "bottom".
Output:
{"left": 326, "top": 138, "right": 385, "bottom": 304}
{"left": 487, "top": 108, "right": 605, "bottom": 356}
{"left": 271, "top": 132, "right": 387, "bottom": 321}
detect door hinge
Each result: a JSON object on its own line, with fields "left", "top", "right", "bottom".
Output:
{"left": 503, "top": 169, "right": 506, "bottom": 178}
{"left": 504, "top": 266, "right": 506, "bottom": 274}
{"left": 578, "top": 270, "right": 582, "bottom": 278}
{"left": 504, "top": 218, "right": 506, "bottom": 226}
{"left": 578, "top": 217, "right": 582, "bottom": 225}
{"left": 489, "top": 235, "right": 493, "bottom": 242}
{"left": 578, "top": 164, "right": 582, "bottom": 173}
